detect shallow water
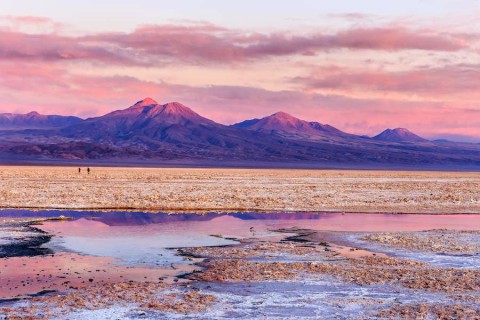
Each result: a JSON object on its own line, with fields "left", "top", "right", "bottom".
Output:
{"left": 0, "top": 253, "right": 188, "bottom": 299}
{"left": 3, "top": 210, "right": 480, "bottom": 232}
{"left": 42, "top": 218, "right": 238, "bottom": 267}
{"left": 2, "top": 210, "right": 480, "bottom": 267}
{"left": 1, "top": 210, "right": 480, "bottom": 318}
{"left": 26, "top": 211, "right": 480, "bottom": 267}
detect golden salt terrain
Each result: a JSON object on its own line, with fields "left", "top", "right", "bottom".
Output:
{"left": 0, "top": 166, "right": 479, "bottom": 213}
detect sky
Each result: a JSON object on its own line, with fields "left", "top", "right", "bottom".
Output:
{"left": 0, "top": 0, "right": 480, "bottom": 142}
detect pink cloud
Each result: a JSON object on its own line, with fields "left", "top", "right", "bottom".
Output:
{"left": 295, "top": 64, "right": 480, "bottom": 96}
{"left": 0, "top": 15, "right": 64, "bottom": 33}
{"left": 331, "top": 27, "right": 466, "bottom": 51}
{"left": 85, "top": 26, "right": 467, "bottom": 64}
{"left": 1, "top": 15, "right": 53, "bottom": 25}
{"left": 0, "top": 30, "right": 139, "bottom": 65}
{"left": 0, "top": 19, "right": 471, "bottom": 67}
{"left": 241, "top": 27, "right": 466, "bottom": 58}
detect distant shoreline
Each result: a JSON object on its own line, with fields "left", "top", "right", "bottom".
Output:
{"left": 1, "top": 208, "right": 480, "bottom": 215}
{"left": 1, "top": 158, "right": 480, "bottom": 172}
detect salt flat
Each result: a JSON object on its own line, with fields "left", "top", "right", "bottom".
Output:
{"left": 0, "top": 166, "right": 479, "bottom": 213}
{"left": 2, "top": 216, "right": 479, "bottom": 319}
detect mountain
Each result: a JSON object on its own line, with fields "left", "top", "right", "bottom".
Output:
{"left": 233, "top": 112, "right": 348, "bottom": 141}
{"left": 373, "top": 128, "right": 428, "bottom": 143}
{"left": 0, "top": 111, "right": 83, "bottom": 129}
{"left": 59, "top": 98, "right": 324, "bottom": 160}
{"left": 234, "top": 112, "right": 318, "bottom": 133}
{"left": 62, "top": 98, "right": 216, "bottom": 141}
{"left": 1, "top": 98, "right": 479, "bottom": 168}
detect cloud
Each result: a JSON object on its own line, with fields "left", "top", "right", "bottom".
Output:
{"left": 294, "top": 64, "right": 480, "bottom": 97}
{"left": 84, "top": 25, "right": 469, "bottom": 64}
{"left": 90, "top": 26, "right": 465, "bottom": 63}
{"left": 0, "top": 15, "right": 64, "bottom": 33}
{"left": 0, "top": 30, "right": 141, "bottom": 65}
{"left": 325, "top": 27, "right": 466, "bottom": 51}
{"left": 0, "top": 15, "right": 53, "bottom": 25}
{"left": 0, "top": 17, "right": 471, "bottom": 67}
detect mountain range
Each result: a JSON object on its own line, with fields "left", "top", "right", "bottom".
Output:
{"left": 0, "top": 111, "right": 82, "bottom": 129}
{"left": 0, "top": 98, "right": 479, "bottom": 169}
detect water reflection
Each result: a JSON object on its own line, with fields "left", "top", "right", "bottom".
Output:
{"left": 1, "top": 210, "right": 480, "bottom": 232}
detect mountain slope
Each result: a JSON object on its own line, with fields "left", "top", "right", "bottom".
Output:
{"left": 234, "top": 112, "right": 319, "bottom": 134}
{"left": 233, "top": 112, "right": 349, "bottom": 141}
{"left": 373, "top": 128, "right": 428, "bottom": 143}
{"left": 0, "top": 111, "right": 83, "bottom": 129}
{"left": 62, "top": 99, "right": 216, "bottom": 142}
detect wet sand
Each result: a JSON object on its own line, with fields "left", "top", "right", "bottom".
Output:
{"left": 0, "top": 166, "right": 479, "bottom": 213}
{"left": 0, "top": 253, "right": 196, "bottom": 300}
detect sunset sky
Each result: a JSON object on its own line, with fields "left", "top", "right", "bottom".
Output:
{"left": 1, "top": 0, "right": 479, "bottom": 142}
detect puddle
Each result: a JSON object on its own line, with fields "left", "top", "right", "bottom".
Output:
{"left": 2, "top": 211, "right": 480, "bottom": 233}
{"left": 2, "top": 210, "right": 480, "bottom": 271}
{"left": 29, "top": 211, "right": 480, "bottom": 267}
{"left": 41, "top": 218, "right": 238, "bottom": 268}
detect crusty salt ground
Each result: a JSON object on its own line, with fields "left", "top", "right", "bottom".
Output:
{"left": 182, "top": 231, "right": 480, "bottom": 319}
{"left": 374, "top": 303, "right": 480, "bottom": 319}
{"left": 0, "top": 282, "right": 216, "bottom": 319}
{"left": 345, "top": 229, "right": 480, "bottom": 268}
{"left": 188, "top": 255, "right": 480, "bottom": 294}
{"left": 0, "top": 166, "right": 479, "bottom": 213}
{"left": 2, "top": 233, "right": 480, "bottom": 319}
{"left": 363, "top": 229, "right": 480, "bottom": 254}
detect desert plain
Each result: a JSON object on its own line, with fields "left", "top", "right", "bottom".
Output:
{"left": 0, "top": 166, "right": 479, "bottom": 213}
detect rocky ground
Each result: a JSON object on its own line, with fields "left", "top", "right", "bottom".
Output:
{"left": 0, "top": 166, "right": 479, "bottom": 213}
